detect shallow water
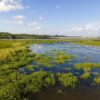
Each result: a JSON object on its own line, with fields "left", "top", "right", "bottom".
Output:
{"left": 28, "top": 42, "right": 100, "bottom": 73}
{"left": 28, "top": 85, "right": 100, "bottom": 100}
{"left": 26, "top": 43, "right": 100, "bottom": 100}
{"left": 30, "top": 42, "right": 100, "bottom": 63}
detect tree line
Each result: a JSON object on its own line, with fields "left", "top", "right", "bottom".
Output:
{"left": 0, "top": 32, "right": 51, "bottom": 39}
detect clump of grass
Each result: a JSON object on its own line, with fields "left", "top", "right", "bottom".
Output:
{"left": 26, "top": 65, "right": 35, "bottom": 71}
{"left": 33, "top": 54, "right": 54, "bottom": 68}
{"left": 58, "top": 73, "right": 78, "bottom": 88}
{"left": 0, "top": 83, "right": 21, "bottom": 100}
{"left": 80, "top": 72, "right": 91, "bottom": 80}
{"left": 33, "top": 50, "right": 73, "bottom": 68}
{"left": 75, "top": 62, "right": 100, "bottom": 72}
{"left": 54, "top": 51, "right": 72, "bottom": 64}
{"left": 94, "top": 76, "right": 100, "bottom": 85}
{"left": 44, "top": 73, "right": 55, "bottom": 87}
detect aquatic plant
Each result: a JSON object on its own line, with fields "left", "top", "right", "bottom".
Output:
{"left": 58, "top": 73, "right": 78, "bottom": 88}
{"left": 33, "top": 54, "right": 54, "bottom": 68}
{"left": 26, "top": 65, "right": 35, "bottom": 71}
{"left": 80, "top": 72, "right": 91, "bottom": 80}
{"left": 75, "top": 62, "right": 100, "bottom": 72}
{"left": 44, "top": 73, "right": 55, "bottom": 87}
{"left": 54, "top": 51, "right": 72, "bottom": 64}
{"left": 94, "top": 76, "right": 100, "bottom": 85}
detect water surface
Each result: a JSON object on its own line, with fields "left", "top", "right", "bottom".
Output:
{"left": 30, "top": 42, "right": 100, "bottom": 63}
{"left": 28, "top": 43, "right": 100, "bottom": 100}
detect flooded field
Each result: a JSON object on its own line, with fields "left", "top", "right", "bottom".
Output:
{"left": 26, "top": 42, "right": 100, "bottom": 100}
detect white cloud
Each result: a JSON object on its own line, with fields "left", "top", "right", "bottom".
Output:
{"left": 0, "top": 0, "right": 24, "bottom": 12}
{"left": 71, "top": 27, "right": 83, "bottom": 32}
{"left": 13, "top": 15, "right": 25, "bottom": 24}
{"left": 0, "top": 14, "right": 43, "bottom": 34}
{"left": 27, "top": 21, "right": 43, "bottom": 31}
{"left": 69, "top": 22, "right": 100, "bottom": 36}
{"left": 85, "top": 23, "right": 99, "bottom": 31}
{"left": 13, "top": 15, "right": 25, "bottom": 20}
{"left": 0, "top": 15, "right": 25, "bottom": 24}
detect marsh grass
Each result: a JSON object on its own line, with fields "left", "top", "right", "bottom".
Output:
{"left": 0, "top": 40, "right": 100, "bottom": 100}
{"left": 58, "top": 73, "right": 78, "bottom": 88}
{"left": 75, "top": 62, "right": 100, "bottom": 72}
{"left": 94, "top": 76, "right": 100, "bottom": 85}
{"left": 53, "top": 51, "right": 72, "bottom": 64}
{"left": 80, "top": 72, "right": 91, "bottom": 80}
{"left": 32, "top": 50, "right": 72, "bottom": 69}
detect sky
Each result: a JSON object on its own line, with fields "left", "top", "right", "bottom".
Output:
{"left": 0, "top": 0, "right": 100, "bottom": 36}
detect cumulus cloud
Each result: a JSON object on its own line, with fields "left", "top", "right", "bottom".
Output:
{"left": 71, "top": 27, "right": 83, "bottom": 32}
{"left": 27, "top": 21, "right": 43, "bottom": 31}
{"left": 0, "top": 15, "right": 25, "bottom": 24}
{"left": 69, "top": 22, "right": 100, "bottom": 36}
{"left": 0, "top": 13, "right": 43, "bottom": 34}
{"left": 0, "top": 0, "right": 24, "bottom": 12}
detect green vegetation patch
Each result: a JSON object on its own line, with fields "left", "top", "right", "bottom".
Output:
{"left": 75, "top": 62, "right": 100, "bottom": 72}
{"left": 58, "top": 73, "right": 78, "bottom": 88}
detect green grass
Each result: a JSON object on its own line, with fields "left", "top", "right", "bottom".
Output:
{"left": 72, "top": 39, "right": 100, "bottom": 46}
{"left": 80, "top": 72, "right": 91, "bottom": 80}
{"left": 94, "top": 76, "right": 100, "bottom": 85}
{"left": 75, "top": 62, "right": 100, "bottom": 72}
{"left": 58, "top": 73, "right": 78, "bottom": 88}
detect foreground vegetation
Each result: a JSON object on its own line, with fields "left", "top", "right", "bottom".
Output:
{"left": 0, "top": 39, "right": 100, "bottom": 100}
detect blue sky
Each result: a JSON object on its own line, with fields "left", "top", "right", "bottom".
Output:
{"left": 0, "top": 0, "right": 100, "bottom": 36}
